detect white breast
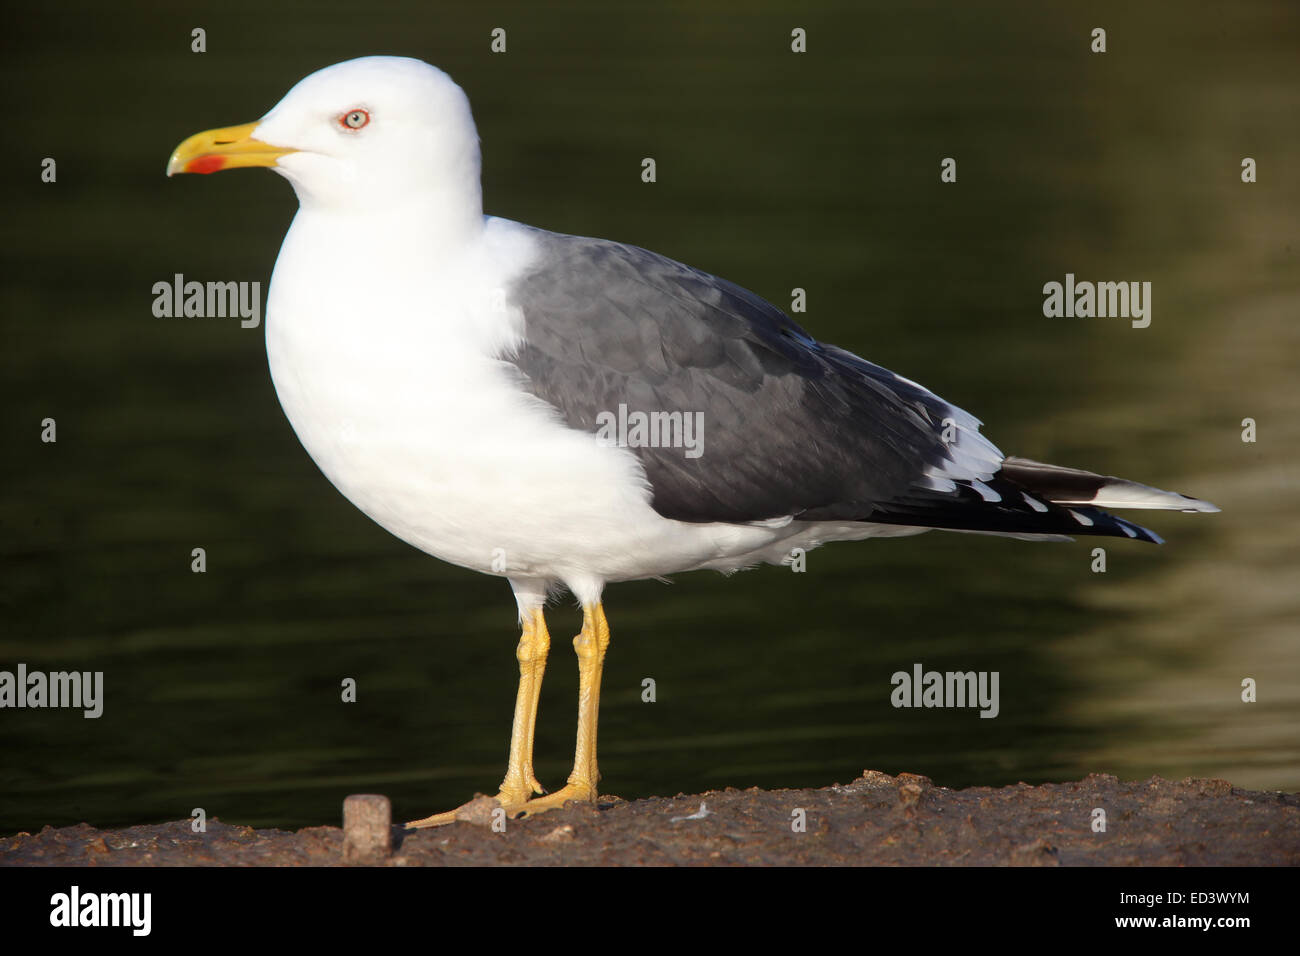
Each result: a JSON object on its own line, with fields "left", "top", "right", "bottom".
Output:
{"left": 262, "top": 212, "right": 786, "bottom": 586}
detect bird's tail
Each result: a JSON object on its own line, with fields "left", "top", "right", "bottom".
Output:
{"left": 861, "top": 456, "right": 1218, "bottom": 544}
{"left": 998, "top": 457, "right": 1219, "bottom": 513}
{"left": 991, "top": 456, "right": 1219, "bottom": 543}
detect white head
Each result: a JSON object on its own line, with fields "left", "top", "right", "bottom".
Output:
{"left": 169, "top": 56, "right": 483, "bottom": 221}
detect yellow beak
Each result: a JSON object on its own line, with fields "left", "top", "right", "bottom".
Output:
{"left": 166, "top": 122, "right": 296, "bottom": 176}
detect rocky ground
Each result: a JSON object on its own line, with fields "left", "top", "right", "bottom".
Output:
{"left": 3, "top": 771, "right": 1296, "bottom": 866}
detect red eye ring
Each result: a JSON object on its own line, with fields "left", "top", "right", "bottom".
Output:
{"left": 340, "top": 109, "right": 370, "bottom": 130}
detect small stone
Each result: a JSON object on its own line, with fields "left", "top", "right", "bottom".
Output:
{"left": 343, "top": 794, "right": 392, "bottom": 862}
{"left": 541, "top": 825, "right": 576, "bottom": 843}
{"left": 897, "top": 773, "right": 932, "bottom": 808}
{"left": 852, "top": 764, "right": 894, "bottom": 790}
{"left": 455, "top": 794, "right": 506, "bottom": 827}
{"left": 898, "top": 782, "right": 925, "bottom": 807}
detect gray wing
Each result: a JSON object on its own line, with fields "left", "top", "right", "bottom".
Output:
{"left": 503, "top": 226, "right": 1162, "bottom": 541}
{"left": 503, "top": 227, "right": 992, "bottom": 522}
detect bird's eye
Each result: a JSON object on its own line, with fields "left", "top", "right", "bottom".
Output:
{"left": 340, "top": 109, "right": 370, "bottom": 130}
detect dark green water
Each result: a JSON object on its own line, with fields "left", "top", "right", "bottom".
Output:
{"left": 2, "top": 1, "right": 1297, "bottom": 831}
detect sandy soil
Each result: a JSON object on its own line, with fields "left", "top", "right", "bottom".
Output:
{"left": 3, "top": 771, "right": 1296, "bottom": 866}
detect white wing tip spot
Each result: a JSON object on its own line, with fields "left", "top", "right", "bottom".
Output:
{"left": 1021, "top": 492, "right": 1049, "bottom": 513}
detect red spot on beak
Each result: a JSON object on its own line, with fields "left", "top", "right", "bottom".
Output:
{"left": 188, "top": 155, "right": 227, "bottom": 175}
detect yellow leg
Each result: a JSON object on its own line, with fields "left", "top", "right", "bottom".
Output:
{"left": 508, "top": 602, "right": 610, "bottom": 817}
{"left": 406, "top": 608, "right": 552, "bottom": 828}
{"left": 498, "top": 607, "right": 550, "bottom": 803}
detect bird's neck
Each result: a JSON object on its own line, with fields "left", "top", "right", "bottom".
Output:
{"left": 290, "top": 162, "right": 485, "bottom": 262}
{"left": 413, "top": 171, "right": 486, "bottom": 251}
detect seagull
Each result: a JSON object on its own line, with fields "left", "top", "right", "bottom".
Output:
{"left": 167, "top": 56, "right": 1218, "bottom": 827}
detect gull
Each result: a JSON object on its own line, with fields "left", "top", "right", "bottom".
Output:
{"left": 166, "top": 56, "right": 1218, "bottom": 827}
